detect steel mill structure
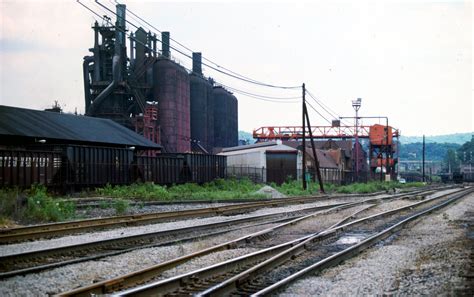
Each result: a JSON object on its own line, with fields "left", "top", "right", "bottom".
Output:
{"left": 253, "top": 124, "right": 399, "bottom": 179}
{"left": 83, "top": 4, "right": 238, "bottom": 153}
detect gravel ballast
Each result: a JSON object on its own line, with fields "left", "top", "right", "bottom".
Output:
{"left": 279, "top": 191, "right": 473, "bottom": 296}
{"left": 0, "top": 187, "right": 462, "bottom": 296}
{"left": 0, "top": 196, "right": 381, "bottom": 257}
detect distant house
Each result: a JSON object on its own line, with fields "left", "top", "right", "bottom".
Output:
{"left": 218, "top": 140, "right": 347, "bottom": 184}
{"left": 218, "top": 140, "right": 302, "bottom": 184}
{"left": 284, "top": 139, "right": 368, "bottom": 173}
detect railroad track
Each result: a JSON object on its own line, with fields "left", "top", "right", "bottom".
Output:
{"left": 99, "top": 187, "right": 472, "bottom": 297}
{"left": 0, "top": 186, "right": 441, "bottom": 244}
{"left": 54, "top": 187, "right": 461, "bottom": 296}
{"left": 1, "top": 188, "right": 440, "bottom": 279}
{"left": 0, "top": 201, "right": 354, "bottom": 278}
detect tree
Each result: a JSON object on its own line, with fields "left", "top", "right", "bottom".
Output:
{"left": 457, "top": 135, "right": 474, "bottom": 164}
{"left": 443, "top": 149, "right": 460, "bottom": 173}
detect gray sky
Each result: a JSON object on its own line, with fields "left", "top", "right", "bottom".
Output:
{"left": 0, "top": 0, "right": 472, "bottom": 136}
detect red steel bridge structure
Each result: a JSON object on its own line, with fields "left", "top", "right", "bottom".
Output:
{"left": 252, "top": 125, "right": 399, "bottom": 141}
{"left": 253, "top": 125, "right": 400, "bottom": 179}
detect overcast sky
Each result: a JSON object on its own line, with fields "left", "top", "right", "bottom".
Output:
{"left": 0, "top": 0, "right": 472, "bottom": 136}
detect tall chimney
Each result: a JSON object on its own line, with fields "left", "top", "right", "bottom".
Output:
{"left": 192, "top": 52, "right": 202, "bottom": 74}
{"left": 161, "top": 31, "right": 170, "bottom": 58}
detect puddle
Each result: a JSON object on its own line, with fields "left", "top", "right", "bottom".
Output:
{"left": 334, "top": 233, "right": 367, "bottom": 245}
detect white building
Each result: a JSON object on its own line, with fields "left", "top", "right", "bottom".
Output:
{"left": 218, "top": 140, "right": 302, "bottom": 184}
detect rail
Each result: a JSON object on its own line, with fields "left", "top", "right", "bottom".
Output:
{"left": 109, "top": 187, "right": 470, "bottom": 296}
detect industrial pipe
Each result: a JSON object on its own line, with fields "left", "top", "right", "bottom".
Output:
{"left": 86, "top": 54, "right": 120, "bottom": 115}
{"left": 82, "top": 56, "right": 94, "bottom": 113}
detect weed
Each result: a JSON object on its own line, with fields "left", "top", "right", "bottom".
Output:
{"left": 94, "top": 178, "right": 264, "bottom": 201}
{"left": 99, "top": 200, "right": 111, "bottom": 209}
{"left": 113, "top": 199, "right": 129, "bottom": 215}
{"left": 24, "top": 185, "right": 75, "bottom": 222}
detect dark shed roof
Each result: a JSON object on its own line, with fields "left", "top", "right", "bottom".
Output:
{"left": 0, "top": 105, "right": 161, "bottom": 149}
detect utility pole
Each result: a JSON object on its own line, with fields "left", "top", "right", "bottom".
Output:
{"left": 422, "top": 134, "right": 425, "bottom": 182}
{"left": 302, "top": 83, "right": 307, "bottom": 190}
{"left": 352, "top": 98, "right": 362, "bottom": 182}
{"left": 304, "top": 101, "right": 325, "bottom": 193}
{"left": 301, "top": 83, "right": 325, "bottom": 193}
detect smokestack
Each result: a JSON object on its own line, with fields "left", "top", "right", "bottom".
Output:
{"left": 192, "top": 52, "right": 202, "bottom": 75}
{"left": 162, "top": 31, "right": 170, "bottom": 58}
{"left": 115, "top": 4, "right": 126, "bottom": 48}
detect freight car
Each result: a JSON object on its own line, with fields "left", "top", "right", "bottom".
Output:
{"left": 0, "top": 147, "right": 226, "bottom": 191}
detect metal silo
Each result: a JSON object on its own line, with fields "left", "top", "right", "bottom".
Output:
{"left": 229, "top": 92, "right": 238, "bottom": 147}
{"left": 153, "top": 32, "right": 191, "bottom": 153}
{"left": 190, "top": 52, "right": 214, "bottom": 152}
{"left": 213, "top": 86, "right": 238, "bottom": 148}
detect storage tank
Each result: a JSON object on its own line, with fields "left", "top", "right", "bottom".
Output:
{"left": 213, "top": 86, "right": 238, "bottom": 148}
{"left": 190, "top": 52, "right": 214, "bottom": 152}
{"left": 153, "top": 32, "right": 191, "bottom": 153}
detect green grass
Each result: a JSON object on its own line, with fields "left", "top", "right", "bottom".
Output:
{"left": 24, "top": 185, "right": 75, "bottom": 222}
{"left": 0, "top": 185, "right": 75, "bottom": 224}
{"left": 0, "top": 178, "right": 426, "bottom": 224}
{"left": 95, "top": 178, "right": 267, "bottom": 201}
{"left": 276, "top": 180, "right": 425, "bottom": 195}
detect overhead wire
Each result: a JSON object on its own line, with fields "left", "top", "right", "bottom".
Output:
{"left": 305, "top": 100, "right": 332, "bottom": 125}
{"left": 305, "top": 88, "right": 351, "bottom": 126}
{"left": 105, "top": 0, "right": 300, "bottom": 90}
{"left": 81, "top": 1, "right": 349, "bottom": 125}
{"left": 215, "top": 83, "right": 300, "bottom": 103}
{"left": 80, "top": 0, "right": 302, "bottom": 104}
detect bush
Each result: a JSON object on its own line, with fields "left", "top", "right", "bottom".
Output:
{"left": 24, "top": 185, "right": 75, "bottom": 222}
{"left": 96, "top": 183, "right": 170, "bottom": 200}
{"left": 113, "top": 199, "right": 129, "bottom": 215}
{"left": 0, "top": 188, "right": 21, "bottom": 218}
{"left": 94, "top": 178, "right": 265, "bottom": 201}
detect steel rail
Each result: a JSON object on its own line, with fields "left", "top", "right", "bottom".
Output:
{"left": 202, "top": 187, "right": 473, "bottom": 297}
{"left": 0, "top": 201, "right": 353, "bottom": 278}
{"left": 0, "top": 186, "right": 441, "bottom": 244}
{"left": 57, "top": 204, "right": 374, "bottom": 297}
{"left": 0, "top": 195, "right": 330, "bottom": 244}
{"left": 114, "top": 187, "right": 470, "bottom": 296}
{"left": 55, "top": 187, "right": 452, "bottom": 296}
{"left": 253, "top": 187, "right": 473, "bottom": 296}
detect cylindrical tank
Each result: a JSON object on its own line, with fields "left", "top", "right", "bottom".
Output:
{"left": 213, "top": 86, "right": 238, "bottom": 148}
{"left": 190, "top": 74, "right": 214, "bottom": 152}
{"left": 153, "top": 58, "right": 191, "bottom": 153}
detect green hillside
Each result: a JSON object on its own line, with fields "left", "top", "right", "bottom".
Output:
{"left": 400, "top": 132, "right": 473, "bottom": 145}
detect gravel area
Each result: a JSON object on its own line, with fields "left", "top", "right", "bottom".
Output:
{"left": 0, "top": 188, "right": 444, "bottom": 257}
{"left": 0, "top": 187, "right": 462, "bottom": 296}
{"left": 254, "top": 185, "right": 287, "bottom": 198}
{"left": 279, "top": 191, "right": 473, "bottom": 296}
{"left": 73, "top": 187, "right": 454, "bottom": 219}
{"left": 75, "top": 202, "right": 240, "bottom": 218}
{"left": 0, "top": 221, "right": 272, "bottom": 296}
{"left": 0, "top": 197, "right": 373, "bottom": 257}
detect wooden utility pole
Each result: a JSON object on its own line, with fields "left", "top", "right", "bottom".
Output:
{"left": 302, "top": 83, "right": 325, "bottom": 193}
{"left": 422, "top": 134, "right": 425, "bottom": 182}
{"left": 304, "top": 103, "right": 325, "bottom": 193}
{"left": 302, "top": 83, "right": 307, "bottom": 190}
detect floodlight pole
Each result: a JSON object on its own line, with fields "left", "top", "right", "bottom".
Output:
{"left": 352, "top": 98, "right": 362, "bottom": 182}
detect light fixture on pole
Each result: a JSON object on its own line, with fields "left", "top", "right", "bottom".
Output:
{"left": 352, "top": 98, "right": 362, "bottom": 181}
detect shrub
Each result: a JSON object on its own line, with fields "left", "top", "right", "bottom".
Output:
{"left": 113, "top": 199, "right": 129, "bottom": 215}
{"left": 24, "top": 185, "right": 75, "bottom": 222}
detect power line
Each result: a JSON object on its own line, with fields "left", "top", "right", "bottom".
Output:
{"left": 80, "top": 1, "right": 302, "bottom": 103}
{"left": 216, "top": 83, "right": 300, "bottom": 103}
{"left": 100, "top": 0, "right": 300, "bottom": 90}
{"left": 305, "top": 90, "right": 339, "bottom": 119}
{"left": 305, "top": 89, "right": 351, "bottom": 126}
{"left": 305, "top": 100, "right": 332, "bottom": 125}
